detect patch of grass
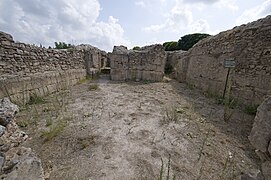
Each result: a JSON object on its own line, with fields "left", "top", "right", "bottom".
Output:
{"left": 28, "top": 93, "right": 46, "bottom": 105}
{"left": 77, "top": 77, "right": 91, "bottom": 84}
{"left": 161, "top": 106, "right": 179, "bottom": 125}
{"left": 244, "top": 104, "right": 258, "bottom": 115}
{"left": 45, "top": 117, "right": 53, "bottom": 127}
{"left": 41, "top": 119, "right": 66, "bottom": 142}
{"left": 88, "top": 84, "right": 99, "bottom": 91}
{"left": 17, "top": 120, "right": 29, "bottom": 128}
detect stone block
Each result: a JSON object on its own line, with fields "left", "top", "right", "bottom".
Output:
{"left": 262, "top": 161, "right": 271, "bottom": 180}
{"left": 110, "top": 69, "right": 127, "bottom": 81}
{"left": 249, "top": 96, "right": 271, "bottom": 153}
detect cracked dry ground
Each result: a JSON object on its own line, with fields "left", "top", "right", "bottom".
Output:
{"left": 16, "top": 75, "right": 260, "bottom": 180}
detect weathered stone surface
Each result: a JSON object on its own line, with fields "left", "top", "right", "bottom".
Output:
{"left": 262, "top": 161, "right": 271, "bottom": 180}
{"left": 109, "top": 44, "right": 166, "bottom": 82}
{"left": 0, "top": 98, "right": 18, "bottom": 126}
{"left": 0, "top": 31, "right": 14, "bottom": 42}
{"left": 0, "top": 100, "right": 44, "bottom": 179}
{"left": 173, "top": 15, "right": 271, "bottom": 105}
{"left": 5, "top": 153, "right": 44, "bottom": 180}
{"left": 0, "top": 31, "right": 106, "bottom": 76}
{"left": 240, "top": 169, "right": 264, "bottom": 180}
{"left": 0, "top": 125, "right": 5, "bottom": 137}
{"left": 112, "top": 45, "right": 128, "bottom": 54}
{"left": 0, "top": 154, "right": 5, "bottom": 170}
{"left": 249, "top": 96, "right": 271, "bottom": 153}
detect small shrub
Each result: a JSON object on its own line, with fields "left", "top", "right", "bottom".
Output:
{"left": 41, "top": 120, "right": 66, "bottom": 142}
{"left": 77, "top": 77, "right": 91, "bottom": 84}
{"left": 133, "top": 46, "right": 140, "bottom": 50}
{"left": 17, "top": 120, "right": 29, "bottom": 127}
{"left": 88, "top": 84, "right": 99, "bottom": 91}
{"left": 45, "top": 118, "right": 53, "bottom": 127}
{"left": 28, "top": 93, "right": 46, "bottom": 105}
{"left": 244, "top": 104, "right": 258, "bottom": 115}
{"left": 164, "top": 62, "right": 173, "bottom": 75}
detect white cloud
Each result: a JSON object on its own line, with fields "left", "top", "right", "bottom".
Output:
{"left": 236, "top": 0, "right": 271, "bottom": 25}
{"left": 135, "top": 1, "right": 146, "bottom": 8}
{"left": 143, "top": 2, "right": 210, "bottom": 34}
{"left": 0, "top": 0, "right": 130, "bottom": 51}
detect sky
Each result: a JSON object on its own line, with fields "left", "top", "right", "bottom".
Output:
{"left": 0, "top": 0, "right": 270, "bottom": 52}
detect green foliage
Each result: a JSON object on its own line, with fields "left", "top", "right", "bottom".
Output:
{"left": 28, "top": 93, "right": 46, "bottom": 105}
{"left": 177, "top": 33, "right": 211, "bottom": 51}
{"left": 54, "top": 42, "right": 74, "bottom": 49}
{"left": 163, "top": 41, "right": 178, "bottom": 51}
{"left": 41, "top": 119, "right": 66, "bottom": 142}
{"left": 88, "top": 84, "right": 99, "bottom": 91}
{"left": 163, "top": 33, "right": 211, "bottom": 51}
{"left": 244, "top": 104, "right": 258, "bottom": 115}
{"left": 164, "top": 62, "right": 173, "bottom": 75}
{"left": 158, "top": 155, "right": 176, "bottom": 180}
{"left": 133, "top": 46, "right": 140, "bottom": 50}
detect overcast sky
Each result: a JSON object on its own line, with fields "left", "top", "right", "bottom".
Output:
{"left": 0, "top": 0, "right": 270, "bottom": 51}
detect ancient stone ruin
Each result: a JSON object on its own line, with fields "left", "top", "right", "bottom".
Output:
{"left": 249, "top": 96, "right": 271, "bottom": 180}
{"left": 0, "top": 98, "right": 44, "bottom": 179}
{"left": 0, "top": 15, "right": 270, "bottom": 179}
{"left": 109, "top": 44, "right": 166, "bottom": 81}
{"left": 171, "top": 15, "right": 271, "bottom": 105}
{"left": 0, "top": 31, "right": 107, "bottom": 105}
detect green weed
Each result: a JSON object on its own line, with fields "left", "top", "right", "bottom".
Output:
{"left": 28, "top": 93, "right": 46, "bottom": 105}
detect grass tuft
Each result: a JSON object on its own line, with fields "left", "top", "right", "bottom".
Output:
{"left": 88, "top": 84, "right": 99, "bottom": 91}
{"left": 41, "top": 119, "right": 66, "bottom": 142}
{"left": 28, "top": 93, "right": 46, "bottom": 105}
{"left": 244, "top": 104, "right": 258, "bottom": 115}
{"left": 161, "top": 106, "right": 178, "bottom": 125}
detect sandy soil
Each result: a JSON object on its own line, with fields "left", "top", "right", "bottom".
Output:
{"left": 16, "top": 75, "right": 260, "bottom": 180}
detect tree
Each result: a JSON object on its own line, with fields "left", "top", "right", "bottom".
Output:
{"left": 163, "top": 41, "right": 178, "bottom": 51}
{"left": 163, "top": 33, "right": 211, "bottom": 52}
{"left": 54, "top": 42, "right": 74, "bottom": 49}
{"left": 133, "top": 46, "right": 140, "bottom": 50}
{"left": 177, "top": 33, "right": 210, "bottom": 51}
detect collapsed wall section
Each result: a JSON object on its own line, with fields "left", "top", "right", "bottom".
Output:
{"left": 174, "top": 15, "right": 271, "bottom": 105}
{"left": 109, "top": 44, "right": 166, "bottom": 81}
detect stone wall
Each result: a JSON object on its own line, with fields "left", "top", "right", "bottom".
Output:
{"left": 249, "top": 96, "right": 271, "bottom": 180}
{"left": 109, "top": 44, "right": 166, "bottom": 81}
{"left": 0, "top": 98, "right": 44, "bottom": 179}
{"left": 0, "top": 69, "right": 92, "bottom": 105}
{"left": 174, "top": 15, "right": 271, "bottom": 105}
{"left": 0, "top": 31, "right": 103, "bottom": 104}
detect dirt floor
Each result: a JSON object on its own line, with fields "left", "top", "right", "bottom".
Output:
{"left": 16, "top": 75, "right": 260, "bottom": 180}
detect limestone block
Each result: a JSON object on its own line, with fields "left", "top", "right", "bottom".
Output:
{"left": 110, "top": 69, "right": 127, "bottom": 81}
{"left": 142, "top": 71, "right": 163, "bottom": 81}
{"left": 249, "top": 96, "right": 271, "bottom": 153}
{"left": 0, "top": 98, "right": 19, "bottom": 126}
{"left": 127, "top": 70, "right": 142, "bottom": 81}
{"left": 112, "top": 45, "right": 128, "bottom": 54}
{"left": 262, "top": 161, "right": 271, "bottom": 180}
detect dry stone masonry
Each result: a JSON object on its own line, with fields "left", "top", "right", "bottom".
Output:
{"left": 249, "top": 96, "right": 271, "bottom": 180}
{"left": 174, "top": 15, "right": 271, "bottom": 105}
{"left": 109, "top": 44, "right": 166, "bottom": 81}
{"left": 0, "top": 98, "right": 44, "bottom": 179}
{"left": 0, "top": 31, "right": 105, "bottom": 104}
